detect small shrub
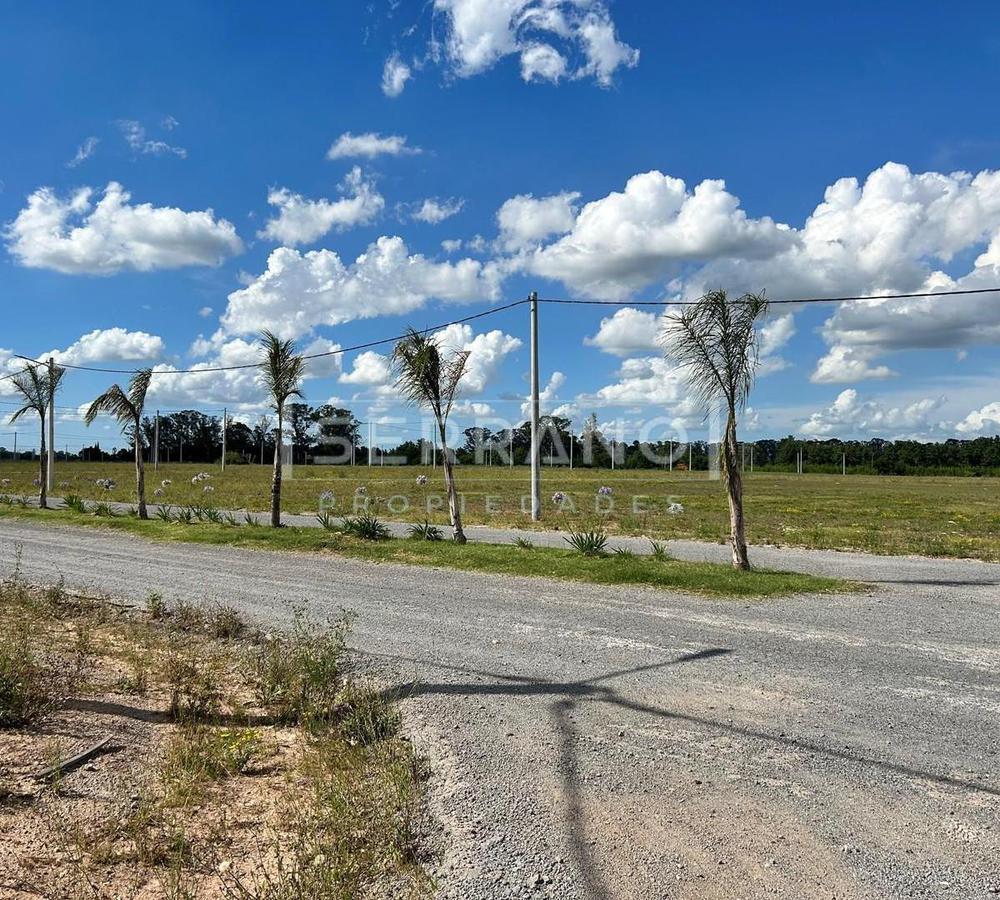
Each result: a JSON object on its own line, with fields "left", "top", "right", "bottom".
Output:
{"left": 171, "top": 599, "right": 205, "bottom": 633}
{"left": 162, "top": 726, "right": 260, "bottom": 806}
{"left": 407, "top": 520, "right": 443, "bottom": 542}
{"left": 163, "top": 646, "right": 220, "bottom": 722}
{"left": 565, "top": 529, "right": 609, "bottom": 557}
{"left": 91, "top": 502, "right": 116, "bottom": 518}
{"left": 316, "top": 511, "right": 338, "bottom": 531}
{"left": 243, "top": 512, "right": 261, "bottom": 527}
{"left": 649, "top": 539, "right": 671, "bottom": 561}
{"left": 155, "top": 505, "right": 173, "bottom": 522}
{"left": 339, "top": 682, "right": 400, "bottom": 746}
{"left": 176, "top": 507, "right": 195, "bottom": 525}
{"left": 146, "top": 591, "right": 167, "bottom": 620}
{"left": 0, "top": 622, "right": 55, "bottom": 726}
{"left": 209, "top": 604, "right": 245, "bottom": 640}
{"left": 342, "top": 513, "right": 391, "bottom": 542}
{"left": 203, "top": 507, "right": 223, "bottom": 525}
{"left": 243, "top": 612, "right": 352, "bottom": 726}
{"left": 63, "top": 494, "right": 88, "bottom": 514}
{"left": 613, "top": 547, "right": 636, "bottom": 560}
{"left": 512, "top": 536, "right": 534, "bottom": 550}
{"left": 222, "top": 511, "right": 240, "bottom": 527}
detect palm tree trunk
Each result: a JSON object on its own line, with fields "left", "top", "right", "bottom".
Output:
{"left": 721, "top": 408, "right": 749, "bottom": 570}
{"left": 270, "top": 411, "right": 283, "bottom": 527}
{"left": 38, "top": 415, "right": 47, "bottom": 510}
{"left": 438, "top": 419, "right": 466, "bottom": 544}
{"left": 134, "top": 419, "right": 148, "bottom": 519}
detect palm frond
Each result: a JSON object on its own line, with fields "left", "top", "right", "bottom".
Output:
{"left": 392, "top": 329, "right": 468, "bottom": 422}
{"left": 85, "top": 384, "right": 134, "bottom": 427}
{"left": 8, "top": 364, "right": 57, "bottom": 422}
{"left": 661, "top": 289, "right": 768, "bottom": 414}
{"left": 258, "top": 330, "right": 305, "bottom": 412}
{"left": 127, "top": 369, "right": 152, "bottom": 415}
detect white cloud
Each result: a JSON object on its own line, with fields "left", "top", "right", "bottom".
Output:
{"left": 955, "top": 402, "right": 1000, "bottom": 434}
{"left": 425, "top": 1, "right": 637, "bottom": 86}
{"left": 4, "top": 182, "right": 243, "bottom": 275}
{"left": 811, "top": 345, "right": 896, "bottom": 384}
{"left": 412, "top": 198, "right": 465, "bottom": 224}
{"left": 757, "top": 312, "right": 796, "bottom": 375}
{"left": 44, "top": 328, "right": 165, "bottom": 365}
{"left": 382, "top": 53, "right": 412, "bottom": 97}
{"left": 221, "top": 236, "right": 502, "bottom": 338}
{"left": 434, "top": 322, "right": 522, "bottom": 394}
{"left": 441, "top": 238, "right": 463, "bottom": 253}
{"left": 520, "top": 43, "right": 568, "bottom": 82}
{"left": 147, "top": 336, "right": 341, "bottom": 412}
{"left": 258, "top": 168, "right": 384, "bottom": 245}
{"left": 66, "top": 136, "right": 99, "bottom": 168}
{"left": 579, "top": 356, "right": 693, "bottom": 408}
{"left": 326, "top": 132, "right": 420, "bottom": 160}
{"left": 496, "top": 190, "right": 579, "bottom": 251}
{"left": 198, "top": 306, "right": 213, "bottom": 318}
{"left": 520, "top": 370, "right": 571, "bottom": 418}
{"left": 800, "top": 389, "right": 945, "bottom": 437}
{"left": 118, "top": 119, "right": 187, "bottom": 158}
{"left": 523, "top": 171, "right": 793, "bottom": 299}
{"left": 583, "top": 307, "right": 660, "bottom": 356}
{"left": 340, "top": 351, "right": 392, "bottom": 386}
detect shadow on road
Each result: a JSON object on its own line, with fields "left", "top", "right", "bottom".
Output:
{"left": 376, "top": 645, "right": 999, "bottom": 900}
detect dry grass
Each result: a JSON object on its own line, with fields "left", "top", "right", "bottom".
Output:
{"left": 0, "top": 561, "right": 432, "bottom": 899}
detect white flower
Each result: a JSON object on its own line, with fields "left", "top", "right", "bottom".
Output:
{"left": 355, "top": 486, "right": 367, "bottom": 495}
{"left": 415, "top": 475, "right": 428, "bottom": 486}
{"left": 154, "top": 488, "right": 164, "bottom": 497}
{"left": 161, "top": 479, "right": 172, "bottom": 487}
{"left": 667, "top": 502, "right": 684, "bottom": 514}
{"left": 203, "top": 485, "right": 215, "bottom": 493}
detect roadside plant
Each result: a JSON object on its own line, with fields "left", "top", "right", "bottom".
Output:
{"left": 662, "top": 289, "right": 768, "bottom": 570}
{"left": 597, "top": 485, "right": 613, "bottom": 497}
{"left": 512, "top": 536, "right": 534, "bottom": 550}
{"left": 407, "top": 520, "right": 444, "bottom": 541}
{"left": 156, "top": 505, "right": 173, "bottom": 522}
{"left": 259, "top": 330, "right": 306, "bottom": 528}
{"left": 565, "top": 529, "right": 609, "bottom": 557}
{"left": 551, "top": 490, "right": 566, "bottom": 506}
{"left": 84, "top": 368, "right": 153, "bottom": 519}
{"left": 316, "top": 511, "right": 337, "bottom": 530}
{"left": 8, "top": 362, "right": 65, "bottom": 509}
{"left": 613, "top": 547, "right": 637, "bottom": 560}
{"left": 63, "top": 494, "right": 88, "bottom": 514}
{"left": 342, "top": 513, "right": 391, "bottom": 541}
{"left": 392, "top": 328, "right": 470, "bottom": 543}
{"left": 649, "top": 540, "right": 671, "bottom": 561}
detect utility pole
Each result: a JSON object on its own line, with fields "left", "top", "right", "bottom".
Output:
{"left": 842, "top": 452, "right": 846, "bottom": 476}
{"left": 46, "top": 357, "right": 55, "bottom": 493}
{"left": 154, "top": 411, "right": 160, "bottom": 471}
{"left": 221, "top": 408, "right": 227, "bottom": 472}
{"left": 368, "top": 421, "right": 373, "bottom": 467}
{"left": 509, "top": 430, "right": 513, "bottom": 468}
{"left": 569, "top": 427, "right": 574, "bottom": 470}
{"left": 529, "top": 291, "right": 541, "bottom": 521}
{"left": 750, "top": 444, "right": 754, "bottom": 473}
{"left": 689, "top": 442, "right": 692, "bottom": 471}
{"left": 669, "top": 439, "right": 673, "bottom": 472}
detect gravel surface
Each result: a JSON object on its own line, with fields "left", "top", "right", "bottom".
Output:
{"left": 1, "top": 518, "right": 998, "bottom": 899}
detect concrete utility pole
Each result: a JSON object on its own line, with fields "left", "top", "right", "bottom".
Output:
{"left": 154, "top": 411, "right": 160, "bottom": 471}
{"left": 669, "top": 439, "right": 673, "bottom": 472}
{"left": 569, "top": 427, "right": 574, "bottom": 470}
{"left": 368, "top": 421, "right": 373, "bottom": 467}
{"left": 47, "top": 357, "right": 55, "bottom": 492}
{"left": 842, "top": 452, "right": 846, "bottom": 476}
{"left": 221, "top": 408, "right": 227, "bottom": 472}
{"left": 529, "top": 291, "right": 541, "bottom": 521}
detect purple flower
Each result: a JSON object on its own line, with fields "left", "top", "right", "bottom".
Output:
{"left": 551, "top": 491, "right": 566, "bottom": 505}
{"left": 355, "top": 486, "right": 367, "bottom": 495}
{"left": 597, "top": 485, "right": 613, "bottom": 497}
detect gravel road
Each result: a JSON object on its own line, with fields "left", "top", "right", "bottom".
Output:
{"left": 1, "top": 518, "right": 998, "bottom": 899}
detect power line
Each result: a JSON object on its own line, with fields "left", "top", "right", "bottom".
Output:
{"left": 539, "top": 286, "right": 1000, "bottom": 307}
{"left": 5, "top": 286, "right": 999, "bottom": 380}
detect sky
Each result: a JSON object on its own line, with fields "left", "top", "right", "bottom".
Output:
{"left": 2, "top": 0, "right": 1000, "bottom": 453}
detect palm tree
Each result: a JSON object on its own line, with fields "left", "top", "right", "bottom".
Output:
{"left": 662, "top": 289, "right": 768, "bottom": 570}
{"left": 393, "top": 329, "right": 470, "bottom": 543}
{"left": 85, "top": 369, "right": 153, "bottom": 519}
{"left": 9, "top": 363, "right": 64, "bottom": 509}
{"left": 258, "top": 331, "right": 305, "bottom": 527}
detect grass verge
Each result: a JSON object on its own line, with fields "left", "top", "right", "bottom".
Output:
{"left": 0, "top": 505, "right": 852, "bottom": 598}
{"left": 0, "top": 570, "right": 431, "bottom": 898}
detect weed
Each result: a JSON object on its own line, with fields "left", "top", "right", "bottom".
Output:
{"left": 176, "top": 508, "right": 195, "bottom": 525}
{"left": 222, "top": 512, "right": 240, "bottom": 527}
{"left": 649, "top": 539, "right": 671, "bottom": 561}
{"left": 342, "top": 513, "right": 392, "bottom": 541}
{"left": 316, "top": 511, "right": 337, "bottom": 531}
{"left": 512, "top": 536, "right": 534, "bottom": 550}
{"left": 565, "top": 529, "right": 609, "bottom": 557}
{"left": 156, "top": 505, "right": 174, "bottom": 522}
{"left": 339, "top": 681, "right": 400, "bottom": 746}
{"left": 91, "top": 502, "right": 116, "bottom": 518}
{"left": 0, "top": 621, "right": 55, "bottom": 726}
{"left": 163, "top": 645, "right": 220, "bottom": 722}
{"left": 63, "top": 494, "right": 88, "bottom": 514}
{"left": 146, "top": 591, "right": 167, "bottom": 620}
{"left": 407, "top": 520, "right": 443, "bottom": 542}
{"left": 243, "top": 512, "right": 261, "bottom": 527}
{"left": 162, "top": 726, "right": 260, "bottom": 806}
{"left": 613, "top": 547, "right": 636, "bottom": 560}
{"left": 209, "top": 604, "right": 245, "bottom": 640}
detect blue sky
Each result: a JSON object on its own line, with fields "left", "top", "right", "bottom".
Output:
{"left": 2, "top": 1, "right": 1000, "bottom": 452}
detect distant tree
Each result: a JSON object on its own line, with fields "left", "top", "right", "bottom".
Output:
{"left": 393, "top": 329, "right": 469, "bottom": 543}
{"left": 85, "top": 369, "right": 153, "bottom": 519}
{"left": 259, "top": 331, "right": 305, "bottom": 527}
{"left": 9, "top": 363, "right": 65, "bottom": 509}
{"left": 285, "top": 402, "right": 314, "bottom": 464}
{"left": 663, "top": 289, "right": 768, "bottom": 570}
{"left": 252, "top": 415, "right": 274, "bottom": 465}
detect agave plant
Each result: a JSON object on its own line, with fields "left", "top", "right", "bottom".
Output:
{"left": 8, "top": 363, "right": 65, "bottom": 509}
{"left": 564, "top": 529, "right": 609, "bottom": 557}
{"left": 342, "top": 513, "right": 391, "bottom": 541}
{"left": 84, "top": 369, "right": 153, "bottom": 519}
{"left": 407, "top": 520, "right": 444, "bottom": 542}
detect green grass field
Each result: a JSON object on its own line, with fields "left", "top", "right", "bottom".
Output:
{"left": 1, "top": 460, "right": 998, "bottom": 561}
